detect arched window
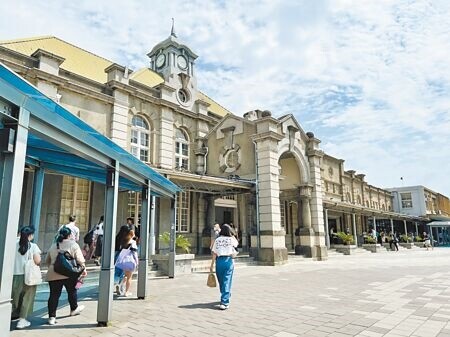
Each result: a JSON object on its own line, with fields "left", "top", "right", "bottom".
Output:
{"left": 130, "top": 116, "right": 150, "bottom": 162}
{"left": 175, "top": 128, "right": 189, "bottom": 170}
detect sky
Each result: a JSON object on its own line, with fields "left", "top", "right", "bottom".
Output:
{"left": 1, "top": 0, "right": 449, "bottom": 196}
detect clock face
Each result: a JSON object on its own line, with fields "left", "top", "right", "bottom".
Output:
{"left": 177, "top": 55, "right": 187, "bottom": 70}
{"left": 156, "top": 54, "right": 165, "bottom": 68}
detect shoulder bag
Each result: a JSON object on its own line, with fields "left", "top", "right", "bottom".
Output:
{"left": 54, "top": 242, "right": 85, "bottom": 278}
{"left": 24, "top": 245, "right": 42, "bottom": 286}
{"left": 115, "top": 247, "right": 138, "bottom": 272}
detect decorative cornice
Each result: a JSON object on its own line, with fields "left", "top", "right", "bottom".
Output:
{"left": 31, "top": 49, "right": 65, "bottom": 65}
{"left": 306, "top": 149, "right": 324, "bottom": 158}
{"left": 250, "top": 131, "right": 284, "bottom": 142}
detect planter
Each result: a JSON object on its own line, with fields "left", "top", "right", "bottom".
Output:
{"left": 331, "top": 244, "right": 357, "bottom": 255}
{"left": 151, "top": 254, "right": 195, "bottom": 276}
{"left": 399, "top": 242, "right": 414, "bottom": 249}
{"left": 362, "top": 244, "right": 381, "bottom": 253}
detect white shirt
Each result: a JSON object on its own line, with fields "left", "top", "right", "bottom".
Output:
{"left": 59, "top": 222, "right": 80, "bottom": 242}
{"left": 14, "top": 240, "right": 41, "bottom": 275}
{"left": 94, "top": 222, "right": 104, "bottom": 236}
{"left": 212, "top": 236, "right": 238, "bottom": 257}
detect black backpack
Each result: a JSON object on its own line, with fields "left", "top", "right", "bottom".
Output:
{"left": 53, "top": 243, "right": 85, "bottom": 278}
{"left": 83, "top": 228, "right": 94, "bottom": 245}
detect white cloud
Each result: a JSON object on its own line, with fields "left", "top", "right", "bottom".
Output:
{"left": 1, "top": 0, "right": 449, "bottom": 195}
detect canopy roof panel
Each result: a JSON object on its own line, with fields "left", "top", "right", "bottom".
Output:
{"left": 0, "top": 62, "right": 180, "bottom": 197}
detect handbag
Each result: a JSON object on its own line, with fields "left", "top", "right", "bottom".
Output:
{"left": 207, "top": 273, "right": 217, "bottom": 287}
{"left": 115, "top": 248, "right": 138, "bottom": 272}
{"left": 53, "top": 243, "right": 85, "bottom": 278}
{"left": 24, "top": 246, "right": 42, "bottom": 286}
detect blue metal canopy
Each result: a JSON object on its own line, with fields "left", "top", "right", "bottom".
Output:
{"left": 0, "top": 63, "right": 180, "bottom": 196}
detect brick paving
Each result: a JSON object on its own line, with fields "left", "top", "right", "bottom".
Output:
{"left": 11, "top": 248, "right": 450, "bottom": 337}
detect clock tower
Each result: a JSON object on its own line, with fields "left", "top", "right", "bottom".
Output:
{"left": 148, "top": 20, "right": 198, "bottom": 108}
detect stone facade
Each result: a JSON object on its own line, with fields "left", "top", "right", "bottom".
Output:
{"left": 0, "top": 31, "right": 432, "bottom": 264}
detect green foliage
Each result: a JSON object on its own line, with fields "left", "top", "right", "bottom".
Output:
{"left": 159, "top": 232, "right": 191, "bottom": 253}
{"left": 365, "top": 236, "right": 377, "bottom": 244}
{"left": 400, "top": 234, "right": 412, "bottom": 243}
{"left": 415, "top": 235, "right": 424, "bottom": 242}
{"left": 336, "top": 232, "right": 354, "bottom": 245}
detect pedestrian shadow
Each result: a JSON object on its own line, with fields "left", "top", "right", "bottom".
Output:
{"left": 178, "top": 302, "right": 221, "bottom": 310}
{"left": 11, "top": 317, "right": 98, "bottom": 331}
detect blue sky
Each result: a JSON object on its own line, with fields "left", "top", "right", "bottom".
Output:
{"left": 1, "top": 0, "right": 449, "bottom": 195}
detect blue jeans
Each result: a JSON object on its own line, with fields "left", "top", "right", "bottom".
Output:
{"left": 113, "top": 251, "right": 124, "bottom": 284}
{"left": 215, "top": 256, "right": 234, "bottom": 305}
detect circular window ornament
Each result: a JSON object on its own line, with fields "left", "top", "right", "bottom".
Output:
{"left": 219, "top": 146, "right": 241, "bottom": 173}
{"left": 177, "top": 89, "right": 190, "bottom": 106}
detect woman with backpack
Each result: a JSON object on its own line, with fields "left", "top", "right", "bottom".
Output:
{"left": 11, "top": 226, "right": 42, "bottom": 329}
{"left": 46, "top": 226, "right": 87, "bottom": 325}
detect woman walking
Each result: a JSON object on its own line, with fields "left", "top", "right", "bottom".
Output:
{"left": 11, "top": 226, "right": 41, "bottom": 329}
{"left": 46, "top": 226, "right": 87, "bottom": 325}
{"left": 93, "top": 216, "right": 104, "bottom": 266}
{"left": 115, "top": 227, "right": 138, "bottom": 297}
{"left": 211, "top": 224, "right": 238, "bottom": 310}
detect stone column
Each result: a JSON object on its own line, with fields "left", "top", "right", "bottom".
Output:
{"left": 197, "top": 193, "right": 206, "bottom": 254}
{"left": 352, "top": 213, "right": 357, "bottom": 246}
{"left": 251, "top": 120, "right": 287, "bottom": 265}
{"left": 390, "top": 218, "right": 394, "bottom": 234}
{"left": 158, "top": 107, "right": 175, "bottom": 169}
{"left": 415, "top": 222, "right": 419, "bottom": 236}
{"left": 403, "top": 220, "right": 408, "bottom": 235}
{"left": 306, "top": 133, "right": 327, "bottom": 260}
{"left": 238, "top": 194, "right": 248, "bottom": 251}
{"left": 324, "top": 208, "right": 330, "bottom": 248}
{"left": 296, "top": 185, "right": 315, "bottom": 257}
{"left": 106, "top": 64, "right": 130, "bottom": 150}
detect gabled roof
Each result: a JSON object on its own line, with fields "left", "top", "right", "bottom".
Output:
{"left": 0, "top": 36, "right": 112, "bottom": 83}
{"left": 0, "top": 36, "right": 231, "bottom": 117}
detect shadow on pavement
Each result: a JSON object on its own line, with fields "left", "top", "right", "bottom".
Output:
{"left": 178, "top": 301, "right": 220, "bottom": 310}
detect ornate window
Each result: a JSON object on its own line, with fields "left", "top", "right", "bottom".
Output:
{"left": 59, "top": 176, "right": 90, "bottom": 232}
{"left": 401, "top": 193, "right": 413, "bottom": 208}
{"left": 131, "top": 116, "right": 150, "bottom": 163}
{"left": 176, "top": 191, "right": 190, "bottom": 233}
{"left": 127, "top": 191, "right": 142, "bottom": 225}
{"left": 280, "top": 201, "right": 286, "bottom": 229}
{"left": 174, "top": 128, "right": 189, "bottom": 170}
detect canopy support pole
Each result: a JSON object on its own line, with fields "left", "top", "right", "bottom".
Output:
{"left": 168, "top": 196, "right": 177, "bottom": 278}
{"left": 138, "top": 183, "right": 151, "bottom": 299}
{"left": 0, "top": 108, "right": 29, "bottom": 337}
{"left": 97, "top": 162, "right": 119, "bottom": 327}
{"left": 30, "top": 166, "right": 45, "bottom": 244}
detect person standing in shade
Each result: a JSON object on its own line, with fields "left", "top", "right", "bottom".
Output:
{"left": 11, "top": 226, "right": 41, "bottom": 329}
{"left": 59, "top": 215, "right": 80, "bottom": 242}
{"left": 211, "top": 224, "right": 238, "bottom": 310}
{"left": 46, "top": 226, "right": 87, "bottom": 325}
{"left": 93, "top": 216, "right": 104, "bottom": 266}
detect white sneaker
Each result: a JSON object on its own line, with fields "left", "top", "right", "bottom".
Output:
{"left": 124, "top": 291, "right": 132, "bottom": 297}
{"left": 48, "top": 317, "right": 56, "bottom": 325}
{"left": 119, "top": 278, "right": 126, "bottom": 295}
{"left": 16, "top": 318, "right": 31, "bottom": 329}
{"left": 70, "top": 304, "right": 85, "bottom": 316}
{"left": 219, "top": 304, "right": 229, "bottom": 310}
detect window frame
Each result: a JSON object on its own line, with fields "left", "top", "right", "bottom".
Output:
{"left": 174, "top": 128, "right": 189, "bottom": 171}
{"left": 130, "top": 115, "right": 150, "bottom": 163}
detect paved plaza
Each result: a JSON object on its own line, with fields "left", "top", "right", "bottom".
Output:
{"left": 11, "top": 248, "right": 450, "bottom": 337}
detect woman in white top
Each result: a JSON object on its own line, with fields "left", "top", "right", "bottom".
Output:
{"left": 11, "top": 226, "right": 41, "bottom": 329}
{"left": 211, "top": 224, "right": 238, "bottom": 310}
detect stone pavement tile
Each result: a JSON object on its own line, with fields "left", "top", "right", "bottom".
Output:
{"left": 273, "top": 332, "right": 299, "bottom": 337}
{"left": 327, "top": 333, "right": 353, "bottom": 337}
{"left": 358, "top": 331, "right": 384, "bottom": 337}
{"left": 366, "top": 326, "right": 391, "bottom": 335}
{"left": 350, "top": 318, "right": 379, "bottom": 328}
{"left": 302, "top": 330, "right": 331, "bottom": 337}
{"left": 337, "top": 324, "right": 366, "bottom": 335}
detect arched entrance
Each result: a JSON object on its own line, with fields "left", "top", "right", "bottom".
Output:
{"left": 279, "top": 152, "right": 301, "bottom": 250}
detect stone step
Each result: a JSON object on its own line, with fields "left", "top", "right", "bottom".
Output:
{"left": 191, "top": 256, "right": 257, "bottom": 273}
